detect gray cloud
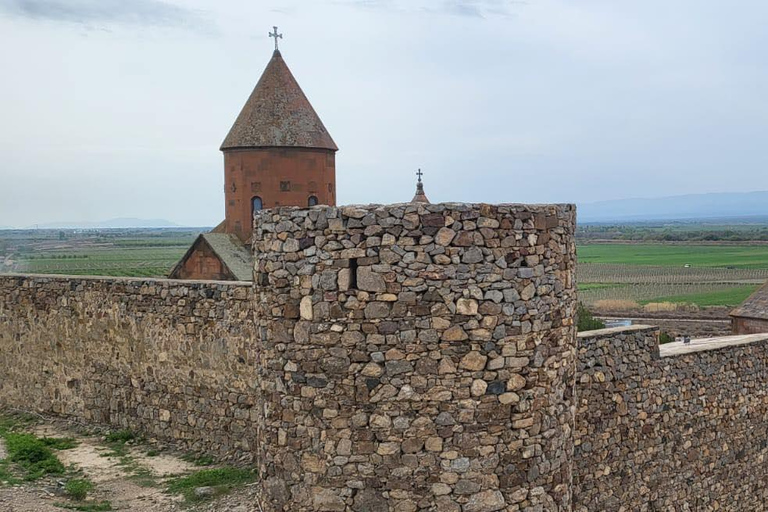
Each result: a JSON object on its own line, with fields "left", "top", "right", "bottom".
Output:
{"left": 342, "top": 0, "right": 525, "bottom": 18}
{"left": 0, "top": 0, "right": 211, "bottom": 30}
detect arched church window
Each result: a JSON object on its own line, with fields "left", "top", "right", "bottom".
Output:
{"left": 252, "top": 196, "right": 263, "bottom": 216}
{"left": 308, "top": 196, "right": 319, "bottom": 207}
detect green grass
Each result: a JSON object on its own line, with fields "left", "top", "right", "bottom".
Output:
{"left": 65, "top": 478, "right": 94, "bottom": 500}
{"left": 54, "top": 501, "right": 113, "bottom": 511}
{"left": 167, "top": 467, "right": 257, "bottom": 502}
{"left": 104, "top": 430, "right": 136, "bottom": 444}
{"left": 640, "top": 285, "right": 760, "bottom": 307}
{"left": 181, "top": 453, "right": 215, "bottom": 467}
{"left": 4, "top": 432, "right": 65, "bottom": 480}
{"left": 0, "top": 412, "right": 39, "bottom": 434}
{"left": 43, "top": 437, "right": 79, "bottom": 450}
{"left": 578, "top": 244, "right": 768, "bottom": 269}
{"left": 0, "top": 460, "right": 21, "bottom": 485}
{"left": 577, "top": 283, "right": 623, "bottom": 291}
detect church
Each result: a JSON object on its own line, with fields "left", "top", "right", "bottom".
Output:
{"left": 170, "top": 29, "right": 428, "bottom": 281}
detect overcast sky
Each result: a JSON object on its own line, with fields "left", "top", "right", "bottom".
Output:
{"left": 1, "top": 0, "right": 768, "bottom": 227}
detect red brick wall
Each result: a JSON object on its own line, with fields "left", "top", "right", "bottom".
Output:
{"left": 732, "top": 317, "right": 768, "bottom": 335}
{"left": 173, "top": 243, "right": 234, "bottom": 281}
{"left": 222, "top": 148, "right": 336, "bottom": 240}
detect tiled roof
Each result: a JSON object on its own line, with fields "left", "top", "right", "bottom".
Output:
{"left": 220, "top": 50, "right": 338, "bottom": 151}
{"left": 200, "top": 233, "right": 253, "bottom": 281}
{"left": 169, "top": 233, "right": 253, "bottom": 282}
{"left": 731, "top": 281, "right": 768, "bottom": 320}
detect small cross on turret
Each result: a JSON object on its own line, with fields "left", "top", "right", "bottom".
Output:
{"left": 411, "top": 168, "right": 430, "bottom": 204}
{"left": 269, "top": 26, "right": 283, "bottom": 51}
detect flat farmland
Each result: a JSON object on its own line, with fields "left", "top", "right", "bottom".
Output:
{"left": 577, "top": 243, "right": 768, "bottom": 307}
{"left": 579, "top": 244, "right": 768, "bottom": 268}
{"left": 0, "top": 229, "right": 202, "bottom": 278}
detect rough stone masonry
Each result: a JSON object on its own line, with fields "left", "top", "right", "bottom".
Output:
{"left": 5, "top": 202, "right": 768, "bottom": 511}
{"left": 252, "top": 202, "right": 578, "bottom": 511}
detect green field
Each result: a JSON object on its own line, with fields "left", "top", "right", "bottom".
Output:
{"left": 578, "top": 244, "right": 768, "bottom": 269}
{"left": 638, "top": 285, "right": 759, "bottom": 308}
{"left": 0, "top": 229, "right": 201, "bottom": 278}
{"left": 577, "top": 243, "right": 768, "bottom": 307}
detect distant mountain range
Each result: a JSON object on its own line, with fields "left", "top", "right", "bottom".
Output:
{"left": 578, "top": 191, "right": 768, "bottom": 223}
{"left": 3, "top": 192, "right": 768, "bottom": 228}
{"left": 3, "top": 218, "right": 183, "bottom": 229}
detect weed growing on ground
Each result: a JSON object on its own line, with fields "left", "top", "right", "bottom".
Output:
{"left": 54, "top": 500, "right": 113, "bottom": 511}
{"left": 43, "top": 437, "right": 79, "bottom": 450}
{"left": 100, "top": 430, "right": 138, "bottom": 458}
{"left": 4, "top": 432, "right": 65, "bottom": 480}
{"left": 104, "top": 430, "right": 136, "bottom": 444}
{"left": 65, "top": 478, "right": 94, "bottom": 500}
{"left": 0, "top": 460, "right": 22, "bottom": 485}
{"left": 0, "top": 412, "right": 39, "bottom": 435}
{"left": 181, "top": 453, "right": 215, "bottom": 466}
{"left": 97, "top": 430, "right": 158, "bottom": 487}
{"left": 167, "top": 467, "right": 257, "bottom": 502}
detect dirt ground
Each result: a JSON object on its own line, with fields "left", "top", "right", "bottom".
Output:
{"left": 0, "top": 418, "right": 262, "bottom": 512}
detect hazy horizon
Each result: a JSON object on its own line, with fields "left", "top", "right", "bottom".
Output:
{"left": 2, "top": 0, "right": 768, "bottom": 227}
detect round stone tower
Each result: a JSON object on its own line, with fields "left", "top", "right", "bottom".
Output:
{"left": 220, "top": 49, "right": 338, "bottom": 241}
{"left": 253, "top": 202, "right": 577, "bottom": 511}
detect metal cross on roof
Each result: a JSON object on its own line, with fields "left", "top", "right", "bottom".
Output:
{"left": 269, "top": 26, "right": 283, "bottom": 51}
{"left": 416, "top": 168, "right": 424, "bottom": 183}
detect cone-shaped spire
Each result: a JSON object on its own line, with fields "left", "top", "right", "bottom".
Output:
{"left": 220, "top": 50, "right": 338, "bottom": 151}
{"left": 411, "top": 169, "right": 430, "bottom": 204}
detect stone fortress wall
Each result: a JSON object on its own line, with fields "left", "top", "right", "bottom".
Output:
{"left": 2, "top": 203, "right": 768, "bottom": 511}
{"left": 574, "top": 326, "right": 768, "bottom": 511}
{"left": 0, "top": 275, "right": 259, "bottom": 461}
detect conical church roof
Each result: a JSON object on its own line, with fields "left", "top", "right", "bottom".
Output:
{"left": 220, "top": 50, "right": 338, "bottom": 151}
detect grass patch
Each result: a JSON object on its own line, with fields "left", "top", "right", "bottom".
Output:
{"left": 104, "top": 430, "right": 136, "bottom": 444}
{"left": 65, "top": 478, "right": 94, "bottom": 500}
{"left": 0, "top": 412, "right": 40, "bottom": 435}
{"left": 167, "top": 467, "right": 257, "bottom": 502}
{"left": 578, "top": 243, "right": 768, "bottom": 268}
{"left": 43, "top": 437, "right": 79, "bottom": 450}
{"left": 181, "top": 453, "right": 215, "bottom": 466}
{"left": 0, "top": 459, "right": 22, "bottom": 485}
{"left": 54, "top": 501, "right": 113, "bottom": 511}
{"left": 577, "top": 283, "right": 623, "bottom": 291}
{"left": 100, "top": 430, "right": 139, "bottom": 458}
{"left": 4, "top": 432, "right": 65, "bottom": 480}
{"left": 640, "top": 285, "right": 760, "bottom": 307}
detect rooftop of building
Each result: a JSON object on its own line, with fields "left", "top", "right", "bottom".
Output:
{"left": 731, "top": 280, "right": 768, "bottom": 320}
{"left": 220, "top": 50, "right": 338, "bottom": 152}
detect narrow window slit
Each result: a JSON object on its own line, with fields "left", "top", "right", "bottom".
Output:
{"left": 349, "top": 258, "right": 359, "bottom": 290}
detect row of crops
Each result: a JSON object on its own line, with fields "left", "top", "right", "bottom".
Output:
{"left": 578, "top": 263, "right": 768, "bottom": 284}
{"left": 577, "top": 282, "right": 758, "bottom": 306}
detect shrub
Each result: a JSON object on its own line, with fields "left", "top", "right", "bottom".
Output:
{"left": 104, "top": 430, "right": 135, "bottom": 444}
{"left": 65, "top": 478, "right": 94, "bottom": 500}
{"left": 167, "top": 467, "right": 257, "bottom": 502}
{"left": 576, "top": 302, "right": 606, "bottom": 332}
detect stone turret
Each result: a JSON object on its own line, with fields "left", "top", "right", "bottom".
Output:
{"left": 411, "top": 169, "right": 430, "bottom": 204}
{"left": 252, "top": 202, "right": 577, "bottom": 511}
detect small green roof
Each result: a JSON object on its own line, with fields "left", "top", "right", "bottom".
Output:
{"left": 731, "top": 280, "right": 768, "bottom": 321}
{"left": 170, "top": 233, "right": 253, "bottom": 282}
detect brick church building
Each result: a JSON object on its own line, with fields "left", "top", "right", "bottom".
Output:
{"left": 170, "top": 32, "right": 429, "bottom": 281}
{"left": 170, "top": 35, "right": 338, "bottom": 281}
